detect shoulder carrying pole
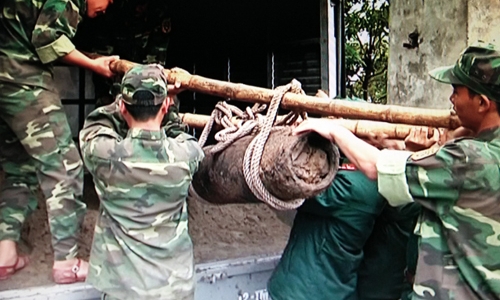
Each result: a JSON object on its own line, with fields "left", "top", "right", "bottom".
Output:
{"left": 109, "top": 59, "right": 460, "bottom": 129}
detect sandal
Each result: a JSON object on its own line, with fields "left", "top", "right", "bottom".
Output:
{"left": 0, "top": 255, "right": 29, "bottom": 280}
{"left": 52, "top": 258, "right": 88, "bottom": 284}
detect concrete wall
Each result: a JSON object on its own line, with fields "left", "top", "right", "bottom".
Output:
{"left": 468, "top": 0, "right": 500, "bottom": 44}
{"left": 387, "top": 0, "right": 500, "bottom": 108}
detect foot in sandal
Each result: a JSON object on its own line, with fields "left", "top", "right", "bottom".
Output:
{"left": 52, "top": 258, "right": 89, "bottom": 284}
{"left": 0, "top": 255, "right": 29, "bottom": 280}
{"left": 0, "top": 240, "right": 30, "bottom": 280}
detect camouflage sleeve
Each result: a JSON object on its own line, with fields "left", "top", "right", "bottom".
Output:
{"left": 32, "top": 0, "right": 82, "bottom": 64}
{"left": 79, "top": 104, "right": 125, "bottom": 168}
{"left": 405, "top": 142, "right": 467, "bottom": 206}
{"left": 377, "top": 149, "right": 414, "bottom": 206}
{"left": 174, "top": 133, "right": 205, "bottom": 174}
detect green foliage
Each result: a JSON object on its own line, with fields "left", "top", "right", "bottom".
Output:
{"left": 345, "top": 0, "right": 389, "bottom": 104}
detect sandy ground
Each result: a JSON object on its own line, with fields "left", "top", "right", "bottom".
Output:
{"left": 0, "top": 174, "right": 291, "bottom": 291}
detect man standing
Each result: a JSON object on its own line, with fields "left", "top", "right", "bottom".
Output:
{"left": 80, "top": 64, "right": 204, "bottom": 300}
{"left": 293, "top": 42, "right": 500, "bottom": 298}
{"left": 0, "top": 0, "right": 118, "bottom": 283}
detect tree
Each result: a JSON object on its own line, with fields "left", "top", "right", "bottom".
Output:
{"left": 345, "top": 0, "right": 389, "bottom": 104}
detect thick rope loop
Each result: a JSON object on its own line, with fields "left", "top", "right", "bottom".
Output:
{"left": 242, "top": 80, "right": 306, "bottom": 210}
{"left": 197, "top": 79, "right": 307, "bottom": 210}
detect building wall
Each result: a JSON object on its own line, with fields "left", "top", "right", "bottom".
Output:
{"left": 387, "top": 0, "right": 500, "bottom": 108}
{"left": 468, "top": 0, "right": 500, "bottom": 45}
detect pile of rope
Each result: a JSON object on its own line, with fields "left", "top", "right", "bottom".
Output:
{"left": 196, "top": 79, "right": 308, "bottom": 210}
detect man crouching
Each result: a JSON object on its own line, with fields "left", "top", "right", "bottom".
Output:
{"left": 80, "top": 64, "right": 204, "bottom": 300}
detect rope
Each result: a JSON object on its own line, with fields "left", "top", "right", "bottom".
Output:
{"left": 196, "top": 79, "right": 308, "bottom": 210}
{"left": 242, "top": 81, "right": 306, "bottom": 210}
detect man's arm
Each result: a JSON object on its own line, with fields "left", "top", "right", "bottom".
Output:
{"left": 170, "top": 133, "right": 205, "bottom": 174}
{"left": 61, "top": 50, "right": 118, "bottom": 77}
{"left": 31, "top": 0, "right": 117, "bottom": 77}
{"left": 293, "top": 118, "right": 414, "bottom": 206}
{"left": 79, "top": 103, "right": 125, "bottom": 170}
{"left": 293, "top": 118, "right": 382, "bottom": 179}
{"left": 31, "top": 0, "right": 83, "bottom": 64}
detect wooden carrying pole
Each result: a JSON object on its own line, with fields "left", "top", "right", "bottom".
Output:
{"left": 108, "top": 59, "right": 460, "bottom": 129}
{"left": 180, "top": 113, "right": 421, "bottom": 140}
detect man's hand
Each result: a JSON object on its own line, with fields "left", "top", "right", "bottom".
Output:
{"left": 167, "top": 67, "right": 191, "bottom": 96}
{"left": 404, "top": 127, "right": 440, "bottom": 152}
{"left": 91, "top": 56, "right": 120, "bottom": 78}
{"left": 366, "top": 133, "right": 406, "bottom": 150}
{"left": 315, "top": 89, "right": 330, "bottom": 99}
{"left": 167, "top": 81, "right": 185, "bottom": 97}
{"left": 292, "top": 118, "right": 339, "bottom": 141}
{"left": 61, "top": 50, "right": 118, "bottom": 78}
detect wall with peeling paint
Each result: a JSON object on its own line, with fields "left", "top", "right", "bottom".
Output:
{"left": 388, "top": 0, "right": 500, "bottom": 108}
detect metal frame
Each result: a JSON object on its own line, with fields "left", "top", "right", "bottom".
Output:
{"left": 0, "top": 254, "right": 282, "bottom": 300}
{"left": 320, "top": 0, "right": 345, "bottom": 98}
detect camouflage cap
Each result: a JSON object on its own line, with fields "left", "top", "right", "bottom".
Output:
{"left": 120, "top": 64, "right": 168, "bottom": 106}
{"left": 429, "top": 41, "right": 500, "bottom": 102}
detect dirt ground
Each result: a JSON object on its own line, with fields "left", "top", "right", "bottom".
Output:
{"left": 0, "top": 174, "right": 291, "bottom": 291}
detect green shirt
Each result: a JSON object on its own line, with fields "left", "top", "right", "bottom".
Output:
{"left": 268, "top": 170, "right": 386, "bottom": 300}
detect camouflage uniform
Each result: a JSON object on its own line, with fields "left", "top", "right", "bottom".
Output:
{"left": 0, "top": 0, "right": 87, "bottom": 260}
{"left": 80, "top": 65, "right": 204, "bottom": 300}
{"left": 74, "top": 0, "right": 172, "bottom": 107}
{"left": 377, "top": 43, "right": 500, "bottom": 299}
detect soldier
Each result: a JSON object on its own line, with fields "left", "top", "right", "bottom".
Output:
{"left": 74, "top": 0, "right": 185, "bottom": 133}
{"left": 80, "top": 64, "right": 204, "bottom": 300}
{"left": 267, "top": 168, "right": 389, "bottom": 300}
{"left": 0, "top": 0, "right": 118, "bottom": 283}
{"left": 293, "top": 42, "right": 500, "bottom": 299}
{"left": 74, "top": 0, "right": 172, "bottom": 107}
{"left": 267, "top": 140, "right": 422, "bottom": 300}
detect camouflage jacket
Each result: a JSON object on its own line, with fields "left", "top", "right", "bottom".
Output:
{"left": 378, "top": 127, "right": 500, "bottom": 299}
{"left": 0, "top": 0, "right": 85, "bottom": 89}
{"left": 74, "top": 0, "right": 171, "bottom": 65}
{"left": 80, "top": 103, "right": 204, "bottom": 300}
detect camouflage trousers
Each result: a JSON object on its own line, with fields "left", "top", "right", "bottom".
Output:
{"left": 0, "top": 81, "right": 86, "bottom": 261}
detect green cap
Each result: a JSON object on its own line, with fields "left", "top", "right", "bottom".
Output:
{"left": 119, "top": 64, "right": 168, "bottom": 106}
{"left": 429, "top": 41, "right": 500, "bottom": 102}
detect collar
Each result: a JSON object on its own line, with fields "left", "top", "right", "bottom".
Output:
{"left": 475, "top": 126, "right": 500, "bottom": 141}
{"left": 127, "top": 128, "right": 165, "bottom": 141}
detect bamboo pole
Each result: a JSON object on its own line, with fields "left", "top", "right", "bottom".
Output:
{"left": 179, "top": 113, "right": 420, "bottom": 140}
{"left": 108, "top": 59, "right": 460, "bottom": 129}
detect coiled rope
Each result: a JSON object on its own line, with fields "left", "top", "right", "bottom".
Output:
{"left": 197, "top": 79, "right": 307, "bottom": 210}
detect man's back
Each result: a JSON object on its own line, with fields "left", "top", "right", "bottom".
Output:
{"left": 267, "top": 169, "right": 387, "bottom": 300}
{"left": 80, "top": 103, "right": 204, "bottom": 300}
